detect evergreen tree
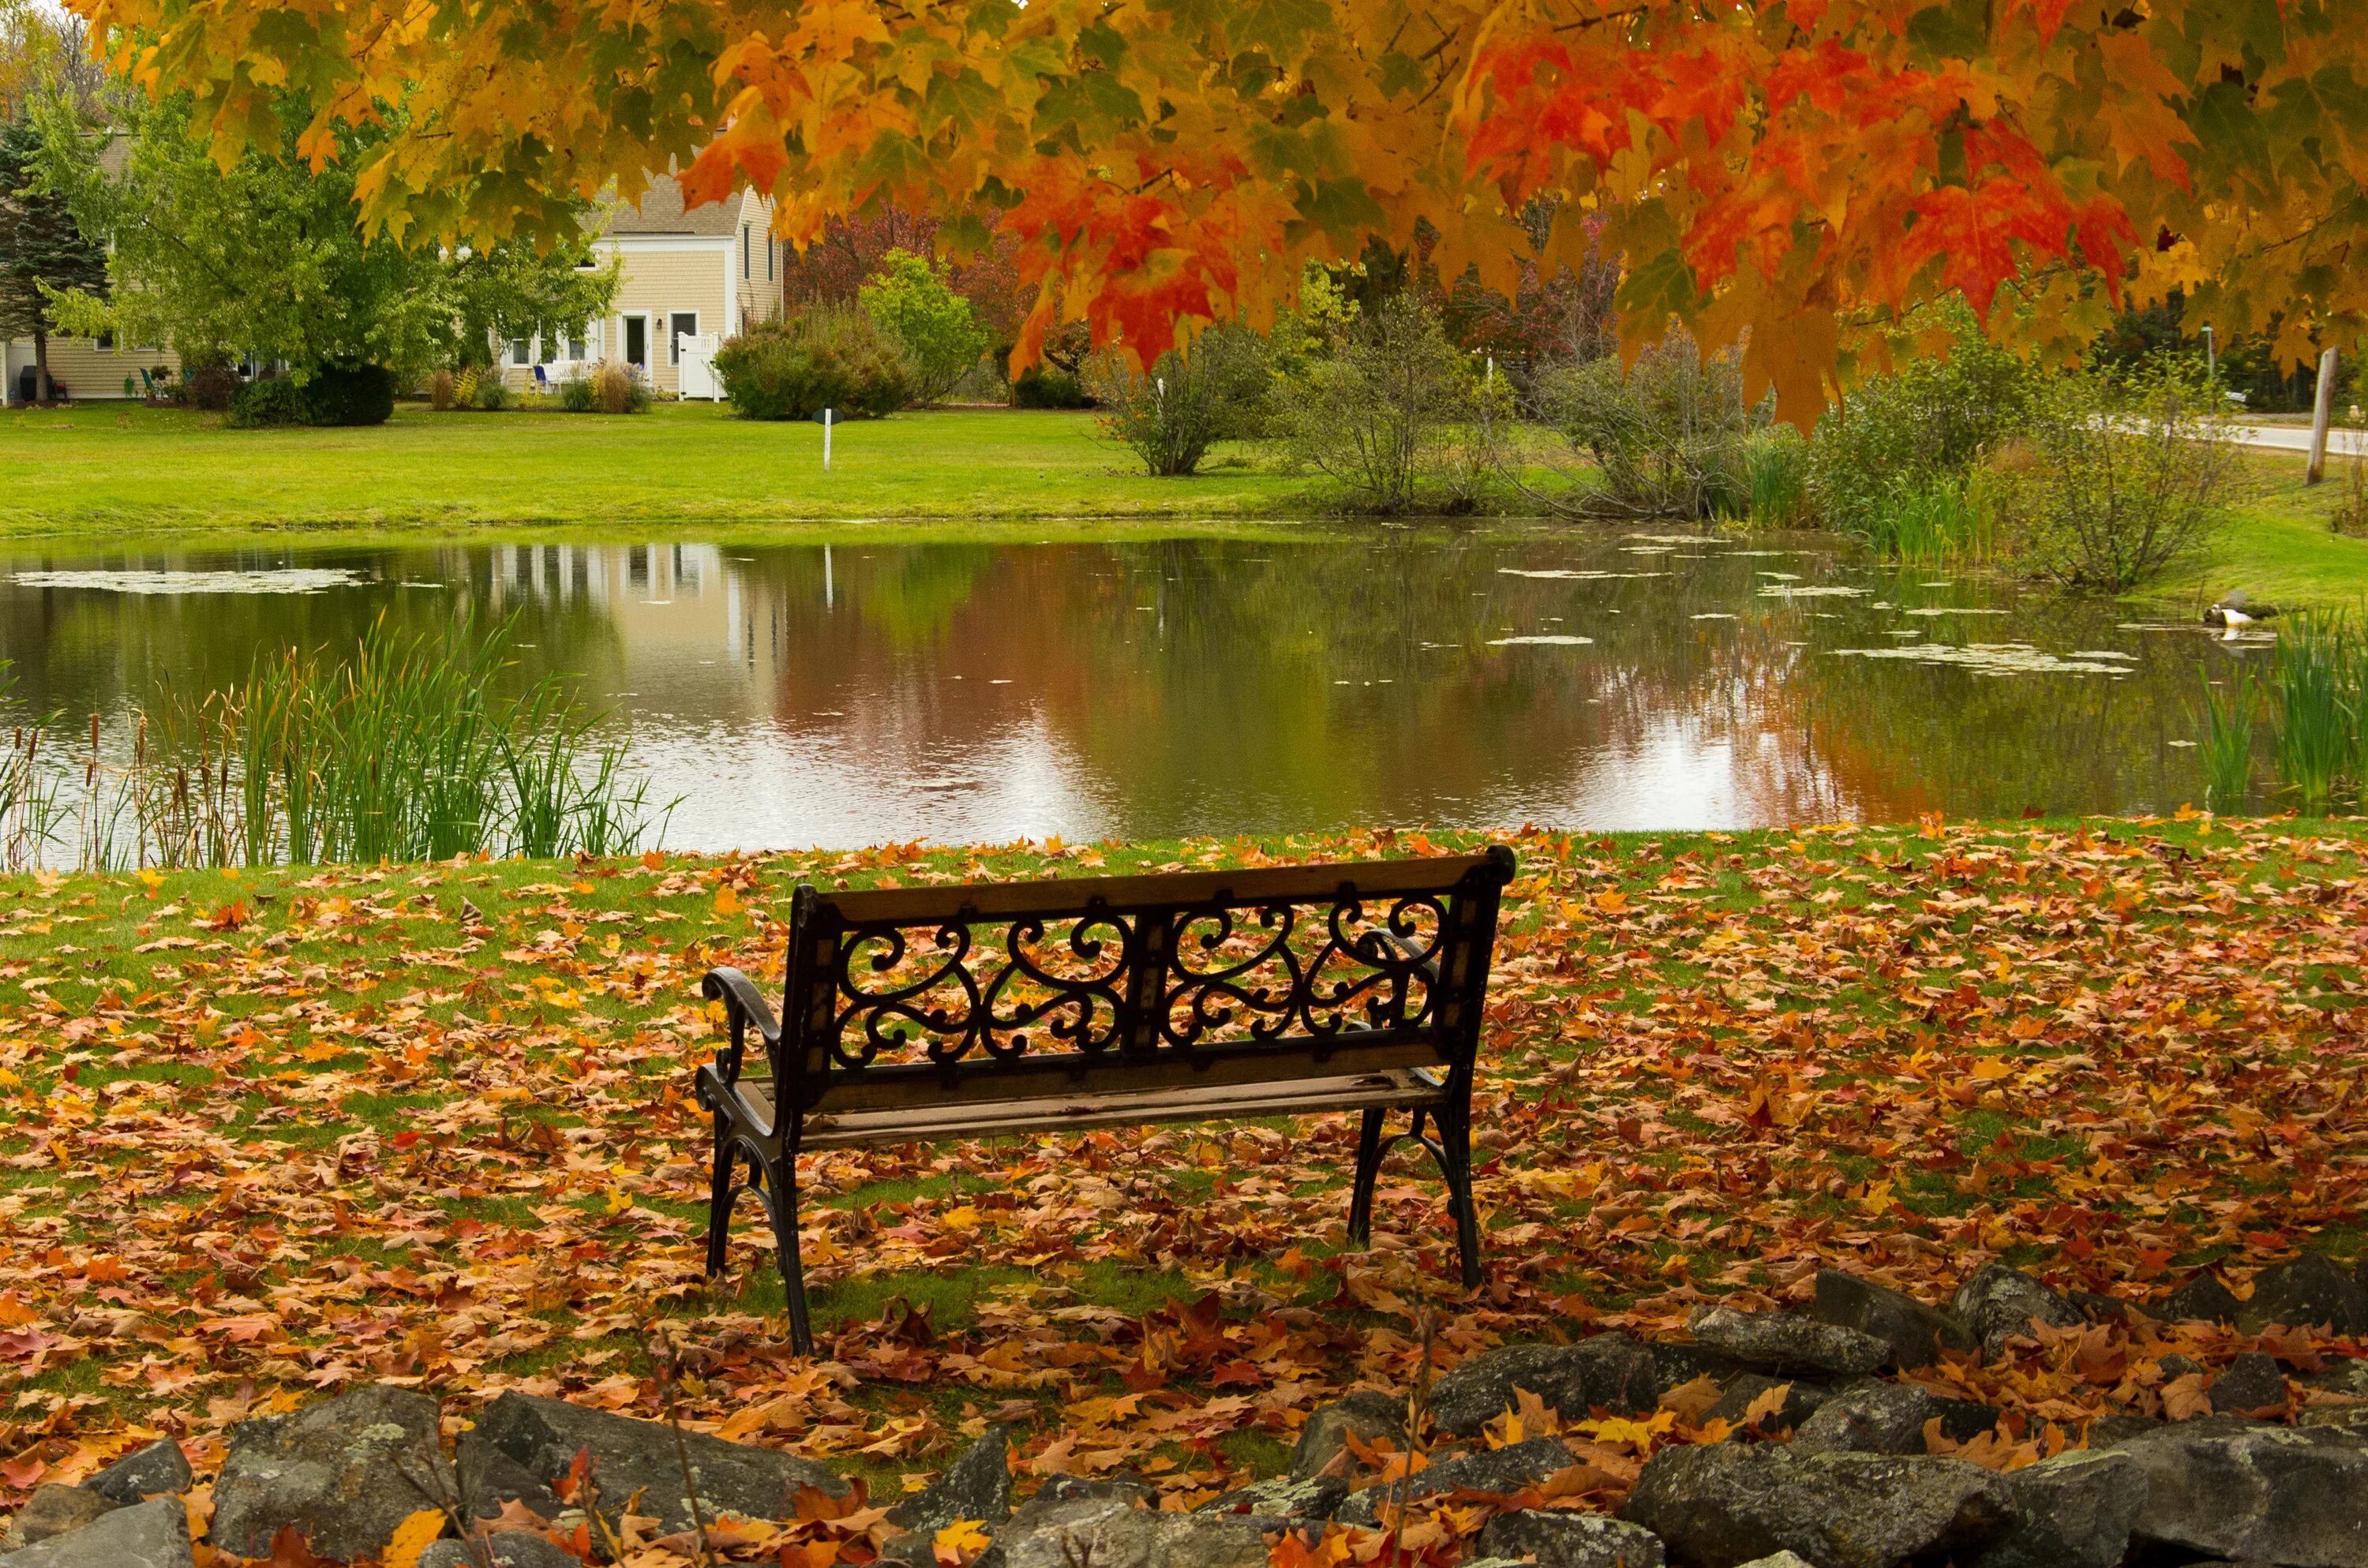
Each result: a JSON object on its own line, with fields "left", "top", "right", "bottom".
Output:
{"left": 0, "top": 112, "right": 104, "bottom": 401}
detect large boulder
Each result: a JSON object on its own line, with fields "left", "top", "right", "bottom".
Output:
{"left": 458, "top": 1391, "right": 845, "bottom": 1536}
{"left": 1336, "top": 1437, "right": 1578, "bottom": 1525}
{"left": 993, "top": 1493, "right": 1267, "bottom": 1568}
{"left": 1687, "top": 1308, "right": 1886, "bottom": 1378}
{"left": 0, "top": 1496, "right": 192, "bottom": 1568}
{"left": 1474, "top": 1510, "right": 1668, "bottom": 1568}
{"left": 1292, "top": 1392, "right": 1405, "bottom": 1481}
{"left": 211, "top": 1384, "right": 451, "bottom": 1563}
{"left": 1195, "top": 1475, "right": 1346, "bottom": 1532}
{"left": 1966, "top": 1450, "right": 2145, "bottom": 1568}
{"left": 880, "top": 1429, "right": 1012, "bottom": 1565}
{"left": 1619, "top": 1445, "right": 2011, "bottom": 1568}
{"left": 1950, "top": 1267, "right": 2085, "bottom": 1359}
{"left": 420, "top": 1533, "right": 579, "bottom": 1568}
{"left": 2236, "top": 1253, "right": 2368, "bottom": 1336}
{"left": 1812, "top": 1273, "right": 1975, "bottom": 1371}
{"left": 82, "top": 1441, "right": 190, "bottom": 1507}
{"left": 1429, "top": 1336, "right": 1658, "bottom": 1437}
{"left": 2157, "top": 1274, "right": 2242, "bottom": 1327}
{"left": 1789, "top": 1380, "right": 1998, "bottom": 1457}
{"left": 0, "top": 1488, "right": 114, "bottom": 1552}
{"left": 2209, "top": 1352, "right": 2292, "bottom": 1420}
{"left": 1705, "top": 1375, "right": 1832, "bottom": 1433}
{"left": 2100, "top": 1416, "right": 2368, "bottom": 1566}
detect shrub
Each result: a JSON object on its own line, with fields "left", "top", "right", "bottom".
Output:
{"left": 472, "top": 372, "right": 512, "bottom": 411}
{"left": 557, "top": 372, "right": 596, "bottom": 413}
{"left": 1013, "top": 364, "right": 1092, "bottom": 409}
{"left": 1808, "top": 307, "right": 2033, "bottom": 541}
{"left": 1531, "top": 328, "right": 1750, "bottom": 519}
{"left": 1088, "top": 326, "right": 1269, "bottom": 477}
{"left": 860, "top": 249, "right": 991, "bottom": 404}
{"left": 1988, "top": 363, "right": 2234, "bottom": 590}
{"left": 714, "top": 306, "right": 911, "bottom": 420}
{"left": 1741, "top": 426, "right": 1812, "bottom": 526}
{"left": 590, "top": 359, "right": 650, "bottom": 414}
{"left": 428, "top": 369, "right": 457, "bottom": 411}
{"left": 302, "top": 363, "right": 396, "bottom": 426}
{"left": 229, "top": 375, "right": 309, "bottom": 428}
{"left": 1272, "top": 294, "right": 1486, "bottom": 512}
{"left": 2334, "top": 406, "right": 2367, "bottom": 539}
{"left": 178, "top": 359, "right": 242, "bottom": 412}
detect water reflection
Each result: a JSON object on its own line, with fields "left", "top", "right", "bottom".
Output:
{"left": 0, "top": 533, "right": 2248, "bottom": 848}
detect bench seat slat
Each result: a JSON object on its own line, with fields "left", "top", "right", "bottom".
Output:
{"left": 729, "top": 1068, "right": 1448, "bottom": 1148}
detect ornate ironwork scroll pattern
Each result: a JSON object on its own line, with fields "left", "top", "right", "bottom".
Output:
{"left": 831, "top": 912, "right": 1135, "bottom": 1068}
{"left": 826, "top": 893, "right": 1444, "bottom": 1067}
{"left": 1160, "top": 894, "right": 1441, "bottom": 1047}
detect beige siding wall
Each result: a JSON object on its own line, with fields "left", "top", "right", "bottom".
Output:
{"left": 4, "top": 339, "right": 178, "bottom": 402}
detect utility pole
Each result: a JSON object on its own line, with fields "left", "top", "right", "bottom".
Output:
{"left": 2307, "top": 347, "right": 2338, "bottom": 486}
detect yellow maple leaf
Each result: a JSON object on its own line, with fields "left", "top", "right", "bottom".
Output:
{"left": 714, "top": 883, "right": 743, "bottom": 917}
{"left": 382, "top": 1508, "right": 446, "bottom": 1568}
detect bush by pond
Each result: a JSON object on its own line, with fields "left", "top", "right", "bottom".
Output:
{"left": 1531, "top": 329, "right": 1753, "bottom": 520}
{"left": 227, "top": 365, "right": 398, "bottom": 428}
{"left": 1271, "top": 294, "right": 1502, "bottom": 511}
{"left": 715, "top": 306, "right": 911, "bottom": 420}
{"left": 1089, "top": 324, "right": 1269, "bottom": 478}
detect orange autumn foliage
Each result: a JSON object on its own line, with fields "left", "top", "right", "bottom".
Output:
{"left": 74, "top": 0, "right": 2368, "bottom": 417}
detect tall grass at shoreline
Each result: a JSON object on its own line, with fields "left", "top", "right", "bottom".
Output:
{"left": 20, "top": 618, "right": 664, "bottom": 870}
{"left": 2269, "top": 611, "right": 2367, "bottom": 810}
{"left": 2198, "top": 664, "right": 2259, "bottom": 811}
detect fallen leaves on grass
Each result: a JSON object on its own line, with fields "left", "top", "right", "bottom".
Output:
{"left": 0, "top": 818, "right": 2362, "bottom": 1558}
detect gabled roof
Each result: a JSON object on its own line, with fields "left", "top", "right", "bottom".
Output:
{"left": 601, "top": 174, "right": 760, "bottom": 238}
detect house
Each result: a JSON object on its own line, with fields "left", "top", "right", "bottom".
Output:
{"left": 498, "top": 175, "right": 782, "bottom": 396}
{"left": 2, "top": 331, "right": 173, "bottom": 404}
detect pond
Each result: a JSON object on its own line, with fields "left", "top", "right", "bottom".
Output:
{"left": 0, "top": 531, "right": 2261, "bottom": 852}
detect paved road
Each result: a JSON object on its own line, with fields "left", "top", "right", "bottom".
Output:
{"left": 2230, "top": 421, "right": 2368, "bottom": 458}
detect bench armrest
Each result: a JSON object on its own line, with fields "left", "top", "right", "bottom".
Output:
{"left": 701, "top": 967, "right": 780, "bottom": 1087}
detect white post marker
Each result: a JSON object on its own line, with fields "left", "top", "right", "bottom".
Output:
{"left": 2202, "top": 325, "right": 2215, "bottom": 383}
{"left": 2307, "top": 347, "right": 2338, "bottom": 486}
{"left": 822, "top": 406, "right": 834, "bottom": 473}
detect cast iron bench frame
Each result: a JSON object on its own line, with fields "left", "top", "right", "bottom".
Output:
{"left": 696, "top": 848, "right": 1516, "bottom": 1353}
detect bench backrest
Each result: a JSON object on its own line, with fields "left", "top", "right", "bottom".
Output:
{"left": 767, "top": 848, "right": 1516, "bottom": 1119}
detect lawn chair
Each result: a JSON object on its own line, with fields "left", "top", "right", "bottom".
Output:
{"left": 533, "top": 365, "right": 550, "bottom": 391}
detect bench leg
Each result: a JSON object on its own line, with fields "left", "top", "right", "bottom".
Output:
{"left": 703, "top": 1115, "right": 736, "bottom": 1278}
{"left": 767, "top": 1147, "right": 815, "bottom": 1357}
{"left": 1346, "top": 1107, "right": 1387, "bottom": 1246}
{"left": 1436, "top": 1106, "right": 1482, "bottom": 1291}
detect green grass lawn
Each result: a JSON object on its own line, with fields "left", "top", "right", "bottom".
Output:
{"left": 0, "top": 402, "right": 1311, "bottom": 537}
{"left": 2171, "top": 450, "right": 2368, "bottom": 611}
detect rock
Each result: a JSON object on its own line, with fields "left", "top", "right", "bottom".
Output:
{"left": 419, "top": 1533, "right": 580, "bottom": 1568}
{"left": 83, "top": 1441, "right": 191, "bottom": 1506}
{"left": 1429, "top": 1336, "right": 1658, "bottom": 1437}
{"left": 1474, "top": 1509, "right": 1667, "bottom": 1568}
{"left": 994, "top": 1494, "right": 1267, "bottom": 1568}
{"left": 1789, "top": 1380, "right": 1998, "bottom": 1456}
{"left": 458, "top": 1391, "right": 845, "bottom": 1536}
{"left": 1032, "top": 1475, "right": 1160, "bottom": 1507}
{"left": 1618, "top": 1446, "right": 2012, "bottom": 1568}
{"left": 1195, "top": 1475, "right": 1346, "bottom": 1531}
{"left": 1704, "top": 1374, "right": 1830, "bottom": 1432}
{"left": 1950, "top": 1266, "right": 2085, "bottom": 1359}
{"left": 1292, "top": 1392, "right": 1405, "bottom": 1481}
{"left": 2084, "top": 1415, "right": 2164, "bottom": 1449}
{"left": 0, "top": 1496, "right": 192, "bottom": 1568}
{"left": 1812, "top": 1273, "right": 1975, "bottom": 1371}
{"left": 1336, "top": 1437, "right": 1577, "bottom": 1525}
{"left": 2209, "top": 1353, "right": 2291, "bottom": 1419}
{"left": 2301, "top": 1360, "right": 2368, "bottom": 1401}
{"left": 2066, "top": 1290, "right": 2138, "bottom": 1327}
{"left": 1652, "top": 1342, "right": 1750, "bottom": 1391}
{"left": 2238, "top": 1253, "right": 2368, "bottom": 1336}
{"left": 2099, "top": 1417, "right": 2368, "bottom": 1566}
{"left": 211, "top": 1384, "right": 451, "bottom": 1563}
{"left": 1687, "top": 1307, "right": 1886, "bottom": 1378}
{"left": 880, "top": 1429, "right": 1011, "bottom": 1563}
{"left": 2160, "top": 1353, "right": 2205, "bottom": 1381}
{"left": 2160, "top": 1274, "right": 2242, "bottom": 1327}
{"left": 1733, "top": 1556, "right": 1819, "bottom": 1568}
{"left": 1968, "top": 1450, "right": 2145, "bottom": 1568}
{"left": 0, "top": 1488, "right": 115, "bottom": 1552}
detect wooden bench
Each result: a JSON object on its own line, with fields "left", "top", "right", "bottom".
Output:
{"left": 696, "top": 848, "right": 1516, "bottom": 1352}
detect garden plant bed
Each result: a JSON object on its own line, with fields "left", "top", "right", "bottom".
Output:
{"left": 0, "top": 818, "right": 2363, "bottom": 1562}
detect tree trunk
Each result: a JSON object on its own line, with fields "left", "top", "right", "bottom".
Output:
{"left": 32, "top": 329, "right": 51, "bottom": 403}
